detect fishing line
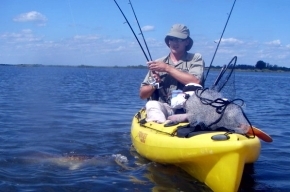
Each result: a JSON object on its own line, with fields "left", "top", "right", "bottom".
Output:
{"left": 66, "top": 0, "right": 91, "bottom": 88}
{"left": 113, "top": 0, "right": 150, "bottom": 62}
{"left": 113, "top": 0, "right": 157, "bottom": 94}
{"left": 204, "top": 0, "right": 237, "bottom": 83}
{"left": 128, "top": 0, "right": 152, "bottom": 61}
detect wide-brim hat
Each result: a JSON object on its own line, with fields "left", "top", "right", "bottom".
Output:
{"left": 165, "top": 24, "right": 193, "bottom": 51}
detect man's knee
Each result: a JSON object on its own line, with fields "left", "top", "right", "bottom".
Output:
{"left": 145, "top": 100, "right": 161, "bottom": 110}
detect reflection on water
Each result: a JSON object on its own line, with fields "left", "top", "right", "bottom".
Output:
{"left": 130, "top": 146, "right": 212, "bottom": 192}
{"left": 240, "top": 164, "right": 256, "bottom": 192}
{"left": 10, "top": 152, "right": 128, "bottom": 171}
{"left": 147, "top": 164, "right": 212, "bottom": 192}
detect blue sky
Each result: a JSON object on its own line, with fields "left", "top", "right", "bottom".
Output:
{"left": 1, "top": 0, "right": 290, "bottom": 67}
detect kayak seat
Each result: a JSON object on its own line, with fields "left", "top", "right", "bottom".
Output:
{"left": 176, "top": 123, "right": 230, "bottom": 138}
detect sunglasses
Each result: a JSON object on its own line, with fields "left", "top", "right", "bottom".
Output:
{"left": 168, "top": 37, "right": 187, "bottom": 43}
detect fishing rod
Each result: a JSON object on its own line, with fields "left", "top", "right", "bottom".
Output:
{"left": 113, "top": 0, "right": 158, "bottom": 100}
{"left": 204, "top": 0, "right": 237, "bottom": 82}
{"left": 113, "top": 0, "right": 150, "bottom": 62}
{"left": 128, "top": 0, "right": 152, "bottom": 61}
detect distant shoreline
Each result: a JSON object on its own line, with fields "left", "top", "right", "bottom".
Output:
{"left": 1, "top": 63, "right": 290, "bottom": 72}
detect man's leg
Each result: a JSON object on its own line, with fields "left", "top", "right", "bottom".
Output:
{"left": 145, "top": 101, "right": 173, "bottom": 123}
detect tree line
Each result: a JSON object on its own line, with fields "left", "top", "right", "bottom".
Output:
{"left": 127, "top": 61, "right": 289, "bottom": 71}
{"left": 209, "top": 60, "right": 290, "bottom": 71}
{"left": 254, "top": 60, "right": 290, "bottom": 71}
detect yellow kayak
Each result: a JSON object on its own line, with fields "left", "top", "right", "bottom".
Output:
{"left": 131, "top": 108, "right": 261, "bottom": 192}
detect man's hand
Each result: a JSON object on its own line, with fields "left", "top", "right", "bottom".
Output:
{"left": 147, "top": 61, "right": 168, "bottom": 73}
{"left": 151, "top": 73, "right": 161, "bottom": 83}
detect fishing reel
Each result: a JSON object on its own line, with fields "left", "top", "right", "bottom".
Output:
{"left": 148, "top": 76, "right": 160, "bottom": 89}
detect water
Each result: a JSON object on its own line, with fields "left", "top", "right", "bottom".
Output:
{"left": 0, "top": 65, "right": 289, "bottom": 191}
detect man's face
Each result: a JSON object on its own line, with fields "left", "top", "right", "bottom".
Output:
{"left": 168, "top": 37, "right": 189, "bottom": 54}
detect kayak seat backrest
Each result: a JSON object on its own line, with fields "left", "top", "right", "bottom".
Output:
{"left": 187, "top": 131, "right": 225, "bottom": 138}
{"left": 176, "top": 123, "right": 230, "bottom": 138}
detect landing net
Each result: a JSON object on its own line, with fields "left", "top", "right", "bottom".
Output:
{"left": 185, "top": 56, "right": 253, "bottom": 134}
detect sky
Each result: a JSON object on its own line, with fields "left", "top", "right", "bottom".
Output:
{"left": 0, "top": 0, "right": 290, "bottom": 67}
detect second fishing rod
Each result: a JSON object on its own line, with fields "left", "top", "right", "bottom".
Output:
{"left": 113, "top": 0, "right": 152, "bottom": 62}
{"left": 113, "top": 0, "right": 158, "bottom": 89}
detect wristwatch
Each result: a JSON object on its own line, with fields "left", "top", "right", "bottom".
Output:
{"left": 148, "top": 76, "right": 160, "bottom": 89}
{"left": 150, "top": 82, "right": 159, "bottom": 89}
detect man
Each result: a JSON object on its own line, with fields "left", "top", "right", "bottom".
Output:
{"left": 139, "top": 24, "right": 205, "bottom": 123}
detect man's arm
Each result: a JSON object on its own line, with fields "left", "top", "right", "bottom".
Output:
{"left": 139, "top": 85, "right": 156, "bottom": 99}
{"left": 148, "top": 61, "right": 202, "bottom": 85}
{"left": 166, "top": 65, "right": 201, "bottom": 85}
{"left": 139, "top": 71, "right": 160, "bottom": 100}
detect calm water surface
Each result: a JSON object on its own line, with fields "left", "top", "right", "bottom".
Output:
{"left": 0, "top": 66, "right": 289, "bottom": 191}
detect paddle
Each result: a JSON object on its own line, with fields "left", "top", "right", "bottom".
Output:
{"left": 247, "top": 126, "right": 273, "bottom": 143}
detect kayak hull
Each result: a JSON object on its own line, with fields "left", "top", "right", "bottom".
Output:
{"left": 131, "top": 109, "right": 261, "bottom": 192}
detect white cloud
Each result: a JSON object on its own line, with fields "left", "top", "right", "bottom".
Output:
{"left": 216, "top": 38, "right": 243, "bottom": 45}
{"left": 204, "top": 38, "right": 277, "bottom": 65}
{"left": 103, "top": 39, "right": 125, "bottom": 44}
{"left": 13, "top": 11, "right": 47, "bottom": 26}
{"left": 1, "top": 28, "right": 289, "bottom": 67}
{"left": 265, "top": 40, "right": 281, "bottom": 46}
{"left": 73, "top": 35, "right": 100, "bottom": 41}
{"left": 114, "top": 46, "right": 126, "bottom": 51}
{"left": 0, "top": 29, "right": 42, "bottom": 43}
{"left": 141, "top": 25, "right": 154, "bottom": 32}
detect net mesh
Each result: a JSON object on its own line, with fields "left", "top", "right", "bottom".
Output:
{"left": 185, "top": 56, "right": 250, "bottom": 134}
{"left": 211, "top": 56, "right": 237, "bottom": 99}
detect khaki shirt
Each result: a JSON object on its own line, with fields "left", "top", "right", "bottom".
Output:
{"left": 141, "top": 52, "right": 205, "bottom": 103}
